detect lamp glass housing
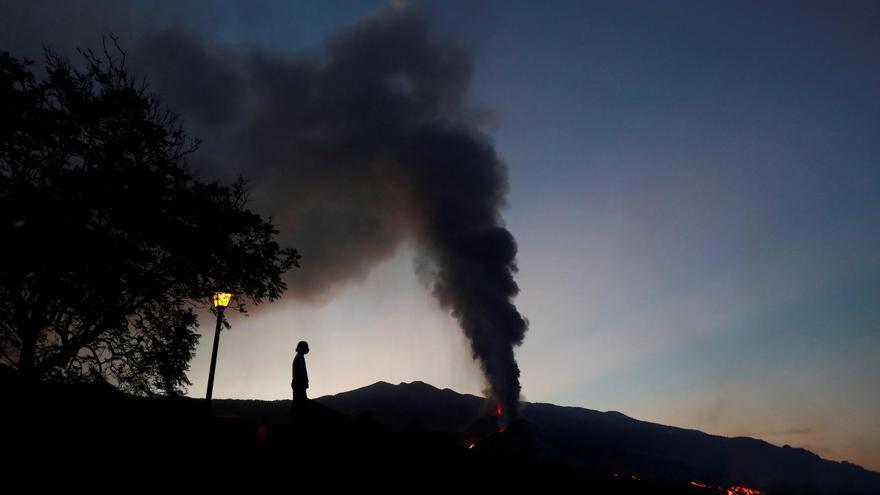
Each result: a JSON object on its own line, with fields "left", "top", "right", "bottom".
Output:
{"left": 212, "top": 292, "right": 233, "bottom": 308}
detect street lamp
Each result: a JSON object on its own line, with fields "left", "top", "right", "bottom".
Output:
{"left": 206, "top": 291, "right": 233, "bottom": 402}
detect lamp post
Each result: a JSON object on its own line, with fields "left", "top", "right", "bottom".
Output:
{"left": 206, "top": 291, "right": 233, "bottom": 402}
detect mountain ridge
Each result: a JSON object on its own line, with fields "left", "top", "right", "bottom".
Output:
{"left": 321, "top": 380, "right": 847, "bottom": 459}
{"left": 310, "top": 380, "right": 878, "bottom": 494}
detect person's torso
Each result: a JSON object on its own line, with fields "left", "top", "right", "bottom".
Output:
{"left": 292, "top": 354, "right": 307, "bottom": 379}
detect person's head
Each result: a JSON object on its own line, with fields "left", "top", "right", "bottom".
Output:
{"left": 296, "top": 341, "right": 310, "bottom": 355}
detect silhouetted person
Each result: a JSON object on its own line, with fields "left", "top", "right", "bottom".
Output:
{"left": 291, "top": 341, "right": 309, "bottom": 415}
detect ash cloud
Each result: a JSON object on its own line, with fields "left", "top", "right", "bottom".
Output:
{"left": 133, "top": 5, "right": 528, "bottom": 410}
{"left": 0, "top": 2, "right": 528, "bottom": 410}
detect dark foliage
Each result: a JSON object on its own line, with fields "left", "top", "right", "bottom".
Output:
{"left": 0, "top": 42, "right": 299, "bottom": 395}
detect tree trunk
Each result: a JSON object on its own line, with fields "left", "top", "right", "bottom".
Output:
{"left": 14, "top": 290, "right": 43, "bottom": 383}
{"left": 18, "top": 329, "right": 38, "bottom": 382}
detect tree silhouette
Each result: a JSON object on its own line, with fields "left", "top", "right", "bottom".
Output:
{"left": 0, "top": 42, "right": 300, "bottom": 395}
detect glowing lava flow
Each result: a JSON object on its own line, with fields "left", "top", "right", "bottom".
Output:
{"left": 466, "top": 402, "right": 510, "bottom": 450}
{"left": 688, "top": 481, "right": 766, "bottom": 495}
{"left": 496, "top": 403, "right": 506, "bottom": 432}
{"left": 727, "top": 488, "right": 765, "bottom": 495}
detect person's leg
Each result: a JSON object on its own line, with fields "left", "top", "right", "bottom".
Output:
{"left": 290, "top": 386, "right": 298, "bottom": 419}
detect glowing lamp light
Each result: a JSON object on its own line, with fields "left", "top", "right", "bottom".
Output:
{"left": 212, "top": 292, "right": 233, "bottom": 308}
{"left": 207, "top": 291, "right": 234, "bottom": 402}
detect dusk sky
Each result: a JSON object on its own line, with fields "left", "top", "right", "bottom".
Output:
{"left": 3, "top": 0, "right": 878, "bottom": 471}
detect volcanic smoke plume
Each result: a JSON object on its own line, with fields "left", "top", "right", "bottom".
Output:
{"left": 136, "top": 4, "right": 528, "bottom": 411}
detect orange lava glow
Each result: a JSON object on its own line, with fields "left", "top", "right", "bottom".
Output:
{"left": 727, "top": 488, "right": 765, "bottom": 495}
{"left": 688, "top": 481, "right": 765, "bottom": 495}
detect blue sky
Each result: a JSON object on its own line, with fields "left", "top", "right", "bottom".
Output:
{"left": 2, "top": 0, "right": 878, "bottom": 471}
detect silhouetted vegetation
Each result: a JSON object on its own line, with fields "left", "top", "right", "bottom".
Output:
{"left": 0, "top": 42, "right": 299, "bottom": 394}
